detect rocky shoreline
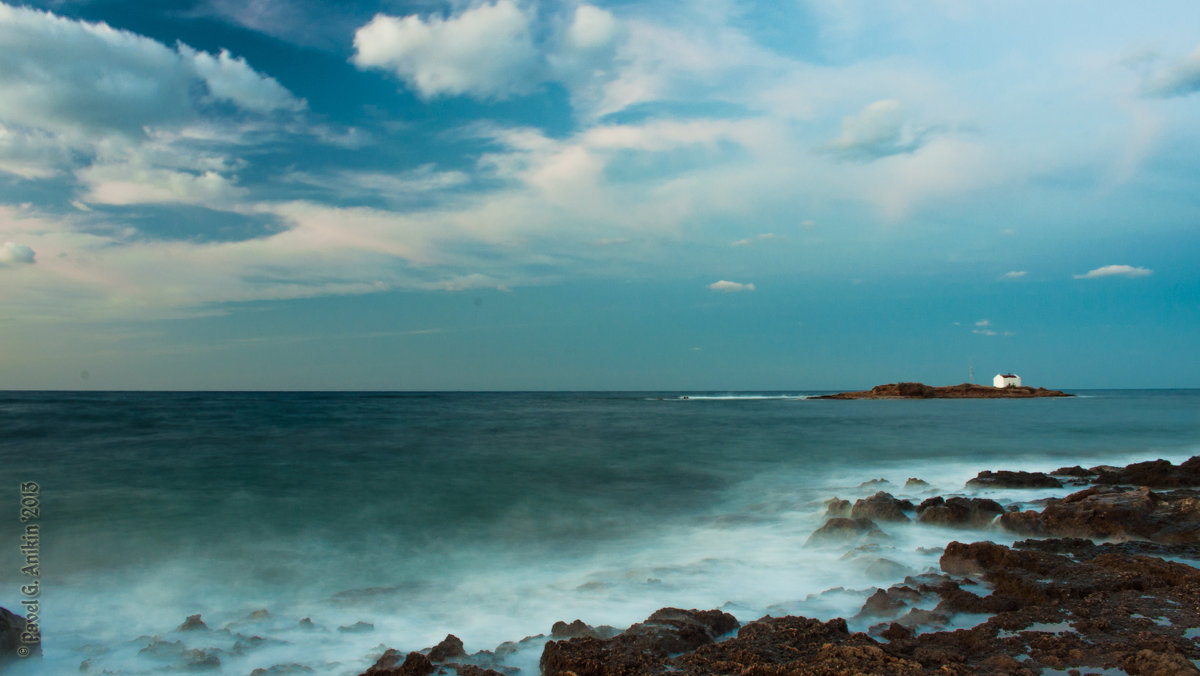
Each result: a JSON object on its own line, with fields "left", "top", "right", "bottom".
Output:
{"left": 814, "top": 382, "right": 1073, "bottom": 399}
{"left": 5, "top": 457, "right": 1199, "bottom": 675}
{"left": 354, "top": 456, "right": 1200, "bottom": 675}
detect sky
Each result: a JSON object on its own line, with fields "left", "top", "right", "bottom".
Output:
{"left": 0, "top": 0, "right": 1198, "bottom": 390}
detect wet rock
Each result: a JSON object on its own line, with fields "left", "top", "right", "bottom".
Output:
{"left": 338, "top": 621, "right": 375, "bottom": 633}
{"left": 858, "top": 478, "right": 891, "bottom": 488}
{"left": 427, "top": 634, "right": 466, "bottom": 663}
{"left": 249, "top": 665, "right": 315, "bottom": 676}
{"left": 857, "top": 588, "right": 908, "bottom": 617}
{"left": 183, "top": 648, "right": 221, "bottom": 669}
{"left": 879, "top": 621, "right": 913, "bottom": 642}
{"left": 805, "top": 517, "right": 887, "bottom": 545}
{"left": 850, "top": 491, "right": 912, "bottom": 522}
{"left": 298, "top": 617, "right": 316, "bottom": 630}
{"left": 451, "top": 666, "right": 508, "bottom": 676}
{"left": 178, "top": 614, "right": 208, "bottom": 631}
{"left": 0, "top": 607, "right": 38, "bottom": 662}
{"left": 966, "top": 470, "right": 1062, "bottom": 489}
{"left": 1120, "top": 648, "right": 1200, "bottom": 675}
{"left": 997, "top": 509, "right": 1044, "bottom": 534}
{"left": 823, "top": 496, "right": 851, "bottom": 518}
{"left": 540, "top": 607, "right": 737, "bottom": 675}
{"left": 360, "top": 650, "right": 434, "bottom": 676}
{"left": 1051, "top": 465, "right": 1096, "bottom": 478}
{"left": 551, "top": 619, "right": 608, "bottom": 640}
{"left": 904, "top": 477, "right": 929, "bottom": 488}
{"left": 673, "top": 615, "right": 924, "bottom": 675}
{"left": 1094, "top": 457, "right": 1200, "bottom": 488}
{"left": 916, "top": 496, "right": 1005, "bottom": 528}
{"left": 999, "top": 486, "right": 1200, "bottom": 543}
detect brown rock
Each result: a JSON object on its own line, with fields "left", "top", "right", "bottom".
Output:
{"left": 1095, "top": 457, "right": 1200, "bottom": 488}
{"left": 805, "top": 517, "right": 887, "bottom": 545}
{"left": 850, "top": 492, "right": 912, "bottom": 522}
{"left": 178, "top": 614, "right": 208, "bottom": 631}
{"left": 966, "top": 470, "right": 1062, "bottom": 489}
{"left": 0, "top": 606, "right": 38, "bottom": 663}
{"left": 427, "top": 634, "right": 466, "bottom": 663}
{"left": 540, "top": 607, "right": 738, "bottom": 676}
{"left": 823, "top": 497, "right": 851, "bottom": 518}
{"left": 916, "top": 496, "right": 1004, "bottom": 528}
{"left": 360, "top": 651, "right": 434, "bottom": 676}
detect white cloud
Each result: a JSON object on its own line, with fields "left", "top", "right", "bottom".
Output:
{"left": 1074, "top": 265, "right": 1153, "bottom": 279}
{"left": 1142, "top": 45, "right": 1200, "bottom": 98}
{"left": 826, "top": 99, "right": 936, "bottom": 161}
{"left": 709, "top": 280, "right": 755, "bottom": 292}
{"left": 1003, "top": 270, "right": 1027, "bottom": 279}
{"left": 182, "top": 46, "right": 305, "bottom": 113}
{"left": 730, "top": 238, "right": 751, "bottom": 247}
{"left": 0, "top": 3, "right": 303, "bottom": 140}
{"left": 975, "top": 319, "right": 990, "bottom": 327}
{"left": 352, "top": 1, "right": 540, "bottom": 100}
{"left": 0, "top": 241, "right": 35, "bottom": 265}
{"left": 78, "top": 163, "right": 247, "bottom": 207}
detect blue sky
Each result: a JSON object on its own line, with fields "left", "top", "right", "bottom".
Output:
{"left": 0, "top": 0, "right": 1197, "bottom": 390}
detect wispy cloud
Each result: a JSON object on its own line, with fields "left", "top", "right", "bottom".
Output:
{"left": 1142, "top": 45, "right": 1200, "bottom": 98}
{"left": 1074, "top": 265, "right": 1153, "bottom": 279}
{"left": 708, "top": 280, "right": 755, "bottom": 292}
{"left": 824, "top": 100, "right": 939, "bottom": 162}
{"left": 1002, "top": 270, "right": 1027, "bottom": 279}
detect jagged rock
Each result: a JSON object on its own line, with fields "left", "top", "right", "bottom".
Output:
{"left": 550, "top": 619, "right": 610, "bottom": 639}
{"left": 427, "top": 634, "right": 466, "bottom": 663}
{"left": 998, "top": 486, "right": 1200, "bottom": 543}
{"left": 966, "top": 470, "right": 1062, "bottom": 489}
{"left": 249, "top": 665, "right": 315, "bottom": 676}
{"left": 178, "top": 614, "right": 208, "bottom": 631}
{"left": 806, "top": 517, "right": 887, "bottom": 545}
{"left": 338, "top": 621, "right": 374, "bottom": 633}
{"left": 1093, "top": 457, "right": 1200, "bottom": 488}
{"left": 850, "top": 492, "right": 912, "bottom": 522}
{"left": 857, "top": 588, "right": 908, "bottom": 617}
{"left": 0, "top": 607, "right": 38, "bottom": 662}
{"left": 360, "top": 650, "right": 434, "bottom": 676}
{"left": 1051, "top": 465, "right": 1095, "bottom": 478}
{"left": 540, "top": 607, "right": 737, "bottom": 675}
{"left": 916, "top": 496, "right": 1005, "bottom": 528}
{"left": 823, "top": 497, "right": 851, "bottom": 518}
{"left": 904, "top": 477, "right": 929, "bottom": 488}
{"left": 183, "top": 648, "right": 221, "bottom": 669}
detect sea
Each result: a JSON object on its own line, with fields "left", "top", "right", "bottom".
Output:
{"left": 1, "top": 389, "right": 1198, "bottom": 675}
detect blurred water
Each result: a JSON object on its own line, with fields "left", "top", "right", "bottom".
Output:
{"left": 1, "top": 390, "right": 1197, "bottom": 674}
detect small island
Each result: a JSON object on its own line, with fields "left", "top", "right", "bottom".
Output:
{"left": 814, "top": 382, "right": 1073, "bottom": 399}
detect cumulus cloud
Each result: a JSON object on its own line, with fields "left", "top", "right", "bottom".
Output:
{"left": 0, "top": 3, "right": 303, "bottom": 139}
{"left": 0, "top": 241, "right": 35, "bottom": 265}
{"left": 825, "top": 99, "right": 936, "bottom": 161}
{"left": 1074, "top": 265, "right": 1153, "bottom": 279}
{"left": 352, "top": 2, "right": 626, "bottom": 105}
{"left": 709, "top": 280, "right": 755, "bottom": 292}
{"left": 1142, "top": 45, "right": 1200, "bottom": 98}
{"left": 78, "top": 163, "right": 248, "bottom": 207}
{"left": 352, "top": 1, "right": 541, "bottom": 100}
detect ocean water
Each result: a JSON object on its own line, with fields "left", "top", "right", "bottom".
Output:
{"left": 1, "top": 390, "right": 1198, "bottom": 674}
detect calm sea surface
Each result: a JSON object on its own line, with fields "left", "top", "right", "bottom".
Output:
{"left": 2, "top": 390, "right": 1197, "bottom": 674}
